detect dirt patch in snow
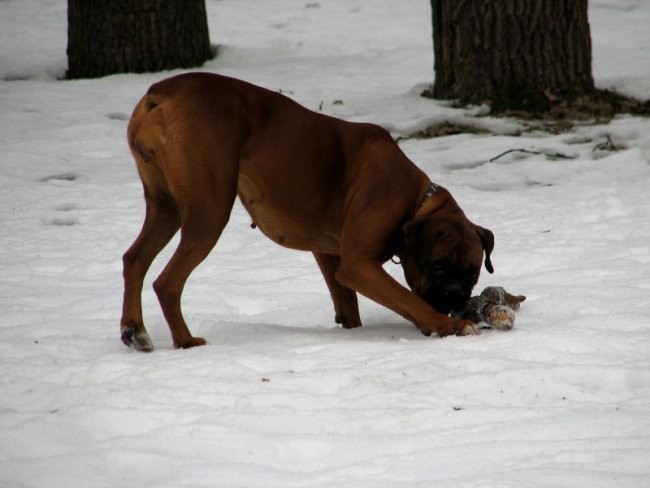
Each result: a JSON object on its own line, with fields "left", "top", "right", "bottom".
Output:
{"left": 414, "top": 88, "right": 650, "bottom": 138}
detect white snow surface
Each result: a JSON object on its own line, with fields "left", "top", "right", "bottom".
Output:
{"left": 1, "top": 1, "right": 650, "bottom": 487}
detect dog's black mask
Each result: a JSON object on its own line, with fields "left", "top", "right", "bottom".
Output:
{"left": 401, "top": 216, "right": 494, "bottom": 315}
{"left": 418, "top": 259, "right": 476, "bottom": 314}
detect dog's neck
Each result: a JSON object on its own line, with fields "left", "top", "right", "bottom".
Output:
{"left": 391, "top": 183, "right": 447, "bottom": 264}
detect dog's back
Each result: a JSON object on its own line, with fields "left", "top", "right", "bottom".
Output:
{"left": 126, "top": 73, "right": 410, "bottom": 252}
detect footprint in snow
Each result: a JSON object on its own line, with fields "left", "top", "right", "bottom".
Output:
{"left": 48, "top": 202, "right": 79, "bottom": 226}
{"left": 49, "top": 216, "right": 78, "bottom": 227}
{"left": 40, "top": 174, "right": 82, "bottom": 226}
{"left": 106, "top": 112, "right": 129, "bottom": 121}
{"left": 39, "top": 172, "right": 79, "bottom": 183}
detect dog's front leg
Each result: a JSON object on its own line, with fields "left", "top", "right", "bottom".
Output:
{"left": 335, "top": 259, "right": 479, "bottom": 337}
{"left": 313, "top": 253, "right": 362, "bottom": 328}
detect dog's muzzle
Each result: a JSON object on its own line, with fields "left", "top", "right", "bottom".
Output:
{"left": 422, "top": 281, "right": 471, "bottom": 315}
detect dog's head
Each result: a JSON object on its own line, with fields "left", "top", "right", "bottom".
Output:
{"left": 401, "top": 216, "right": 494, "bottom": 314}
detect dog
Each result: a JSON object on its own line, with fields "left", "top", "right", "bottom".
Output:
{"left": 120, "top": 72, "right": 494, "bottom": 351}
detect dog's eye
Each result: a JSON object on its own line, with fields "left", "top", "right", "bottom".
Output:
{"left": 434, "top": 230, "right": 447, "bottom": 241}
{"left": 463, "top": 271, "right": 479, "bottom": 287}
{"left": 432, "top": 269, "right": 445, "bottom": 279}
{"left": 430, "top": 258, "right": 446, "bottom": 268}
{"left": 429, "top": 260, "right": 447, "bottom": 277}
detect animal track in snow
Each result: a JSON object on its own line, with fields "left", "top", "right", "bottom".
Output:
{"left": 54, "top": 203, "right": 77, "bottom": 212}
{"left": 49, "top": 216, "right": 78, "bottom": 226}
{"left": 39, "top": 172, "right": 79, "bottom": 183}
{"left": 48, "top": 203, "right": 79, "bottom": 226}
{"left": 107, "top": 112, "right": 129, "bottom": 121}
{"left": 40, "top": 174, "right": 81, "bottom": 225}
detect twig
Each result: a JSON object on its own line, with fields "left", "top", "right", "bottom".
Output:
{"left": 488, "top": 148, "right": 575, "bottom": 162}
{"left": 488, "top": 148, "right": 541, "bottom": 162}
{"left": 592, "top": 134, "right": 618, "bottom": 152}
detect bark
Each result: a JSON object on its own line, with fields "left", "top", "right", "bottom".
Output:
{"left": 431, "top": 0, "right": 594, "bottom": 112}
{"left": 67, "top": 0, "right": 213, "bottom": 79}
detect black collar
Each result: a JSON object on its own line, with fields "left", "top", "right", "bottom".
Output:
{"left": 417, "top": 182, "right": 442, "bottom": 210}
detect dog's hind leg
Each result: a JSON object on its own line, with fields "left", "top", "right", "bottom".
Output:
{"left": 313, "top": 253, "right": 362, "bottom": 329}
{"left": 121, "top": 192, "right": 180, "bottom": 352}
{"left": 152, "top": 172, "right": 238, "bottom": 349}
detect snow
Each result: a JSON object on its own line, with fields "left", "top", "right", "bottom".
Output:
{"left": 1, "top": 0, "right": 649, "bottom": 486}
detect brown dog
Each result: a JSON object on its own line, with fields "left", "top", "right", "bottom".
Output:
{"left": 121, "top": 72, "right": 494, "bottom": 351}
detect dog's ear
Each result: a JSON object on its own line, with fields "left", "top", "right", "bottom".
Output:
{"left": 403, "top": 218, "right": 425, "bottom": 248}
{"left": 475, "top": 225, "right": 495, "bottom": 273}
{"left": 402, "top": 218, "right": 431, "bottom": 267}
{"left": 402, "top": 219, "right": 430, "bottom": 293}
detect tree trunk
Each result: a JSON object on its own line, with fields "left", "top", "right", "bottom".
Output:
{"left": 431, "top": 0, "right": 594, "bottom": 112}
{"left": 67, "top": 0, "right": 213, "bottom": 79}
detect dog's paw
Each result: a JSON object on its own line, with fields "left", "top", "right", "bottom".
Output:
{"left": 457, "top": 320, "right": 481, "bottom": 336}
{"left": 432, "top": 318, "right": 480, "bottom": 338}
{"left": 121, "top": 325, "right": 154, "bottom": 352}
{"left": 173, "top": 336, "right": 208, "bottom": 349}
{"left": 335, "top": 314, "right": 362, "bottom": 329}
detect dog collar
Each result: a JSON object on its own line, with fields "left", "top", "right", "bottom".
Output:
{"left": 417, "top": 182, "right": 442, "bottom": 209}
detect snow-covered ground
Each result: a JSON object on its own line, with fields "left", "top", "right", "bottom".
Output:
{"left": 1, "top": 1, "right": 649, "bottom": 486}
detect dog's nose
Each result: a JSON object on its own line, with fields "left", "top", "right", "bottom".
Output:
{"left": 443, "top": 282, "right": 468, "bottom": 310}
